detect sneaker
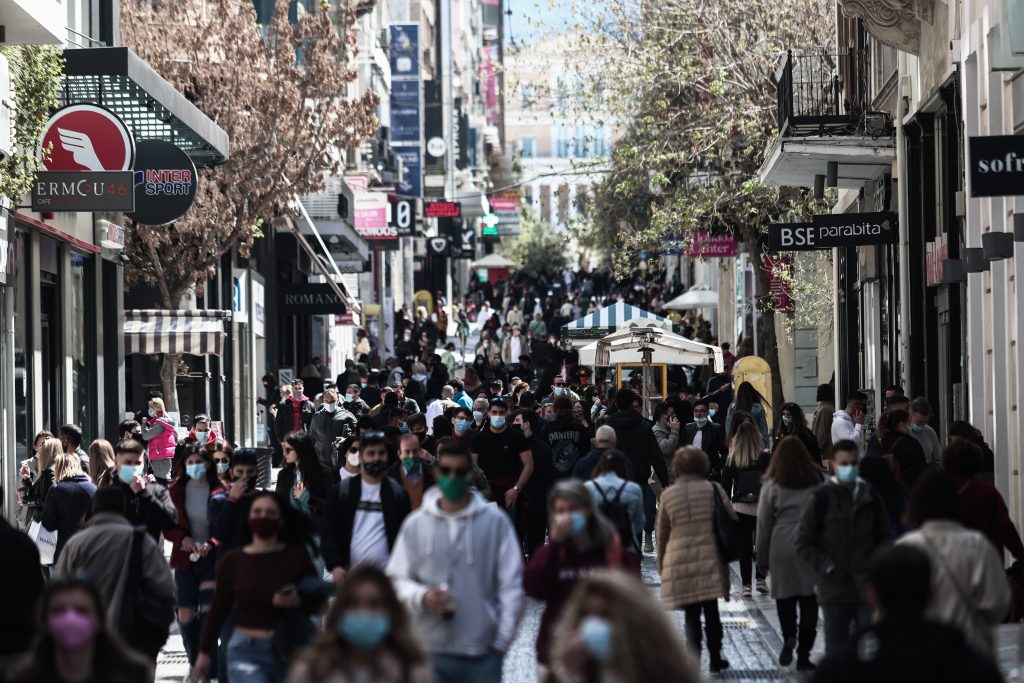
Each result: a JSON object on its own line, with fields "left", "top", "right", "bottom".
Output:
{"left": 779, "top": 637, "right": 796, "bottom": 666}
{"left": 741, "top": 585, "right": 752, "bottom": 598}
{"left": 757, "top": 578, "right": 770, "bottom": 594}
{"left": 796, "top": 658, "right": 817, "bottom": 671}
{"left": 709, "top": 656, "right": 731, "bottom": 674}
{"left": 643, "top": 531, "right": 654, "bottom": 553}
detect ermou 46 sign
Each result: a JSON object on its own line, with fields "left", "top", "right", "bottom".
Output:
{"left": 768, "top": 212, "right": 897, "bottom": 251}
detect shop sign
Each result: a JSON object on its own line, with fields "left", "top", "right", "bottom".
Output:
{"left": 768, "top": 213, "right": 898, "bottom": 250}
{"left": 252, "top": 278, "right": 266, "bottom": 338}
{"left": 968, "top": 136, "right": 1024, "bottom": 197}
{"left": 336, "top": 259, "right": 369, "bottom": 274}
{"left": 0, "top": 212, "right": 16, "bottom": 285}
{"left": 686, "top": 230, "right": 738, "bottom": 258}
{"left": 389, "top": 24, "right": 420, "bottom": 78}
{"left": 32, "top": 171, "right": 134, "bottom": 212}
{"left": 425, "top": 201, "right": 461, "bottom": 218}
{"left": 278, "top": 284, "right": 346, "bottom": 314}
{"left": 128, "top": 140, "right": 198, "bottom": 225}
{"left": 38, "top": 104, "right": 134, "bottom": 172}
{"left": 428, "top": 235, "right": 449, "bottom": 255}
{"left": 232, "top": 269, "right": 249, "bottom": 324}
{"left": 395, "top": 148, "right": 422, "bottom": 198}
{"left": 94, "top": 218, "right": 125, "bottom": 250}
{"left": 458, "top": 226, "right": 475, "bottom": 257}
{"left": 761, "top": 253, "right": 792, "bottom": 312}
{"left": 390, "top": 198, "right": 416, "bottom": 236}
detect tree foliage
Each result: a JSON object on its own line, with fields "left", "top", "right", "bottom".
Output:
{"left": 501, "top": 206, "right": 570, "bottom": 275}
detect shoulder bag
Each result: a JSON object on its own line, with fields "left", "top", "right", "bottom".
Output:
{"left": 710, "top": 481, "right": 741, "bottom": 563}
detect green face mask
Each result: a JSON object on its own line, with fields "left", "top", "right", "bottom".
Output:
{"left": 402, "top": 457, "right": 420, "bottom": 474}
{"left": 438, "top": 474, "right": 471, "bottom": 501}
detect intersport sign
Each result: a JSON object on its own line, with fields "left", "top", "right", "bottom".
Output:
{"left": 969, "top": 136, "right": 1024, "bottom": 197}
{"left": 768, "top": 212, "right": 897, "bottom": 251}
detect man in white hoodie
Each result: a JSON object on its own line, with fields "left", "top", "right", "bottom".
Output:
{"left": 387, "top": 437, "right": 524, "bottom": 682}
{"left": 831, "top": 391, "right": 867, "bottom": 456}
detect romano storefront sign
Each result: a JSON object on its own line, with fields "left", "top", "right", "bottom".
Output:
{"left": 278, "top": 284, "right": 347, "bottom": 314}
{"left": 768, "top": 212, "right": 897, "bottom": 251}
{"left": 969, "top": 136, "right": 1024, "bottom": 197}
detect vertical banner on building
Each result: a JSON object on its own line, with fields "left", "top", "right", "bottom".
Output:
{"left": 390, "top": 24, "right": 422, "bottom": 198}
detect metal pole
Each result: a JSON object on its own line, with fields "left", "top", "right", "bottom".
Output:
{"left": 441, "top": 0, "right": 455, "bottom": 336}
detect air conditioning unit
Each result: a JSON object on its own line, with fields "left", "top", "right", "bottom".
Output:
{"left": 0, "top": 53, "right": 11, "bottom": 164}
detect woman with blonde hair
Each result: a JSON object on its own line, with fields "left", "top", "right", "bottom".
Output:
{"left": 40, "top": 450, "right": 96, "bottom": 562}
{"left": 19, "top": 430, "right": 53, "bottom": 528}
{"left": 25, "top": 437, "right": 62, "bottom": 526}
{"left": 721, "top": 421, "right": 772, "bottom": 597}
{"left": 546, "top": 570, "right": 702, "bottom": 683}
{"left": 87, "top": 439, "right": 116, "bottom": 485}
{"left": 140, "top": 396, "right": 177, "bottom": 484}
{"left": 657, "top": 446, "right": 736, "bottom": 674}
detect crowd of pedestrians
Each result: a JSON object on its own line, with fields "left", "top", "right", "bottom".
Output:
{"left": 0, "top": 270, "right": 1020, "bottom": 683}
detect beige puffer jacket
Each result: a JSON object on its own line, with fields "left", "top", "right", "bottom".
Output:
{"left": 656, "top": 475, "right": 734, "bottom": 607}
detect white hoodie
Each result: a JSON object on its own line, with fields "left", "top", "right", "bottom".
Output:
{"left": 831, "top": 409, "right": 864, "bottom": 455}
{"left": 386, "top": 487, "right": 524, "bottom": 656}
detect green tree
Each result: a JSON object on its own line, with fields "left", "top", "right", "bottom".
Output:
{"left": 501, "top": 206, "right": 570, "bottom": 275}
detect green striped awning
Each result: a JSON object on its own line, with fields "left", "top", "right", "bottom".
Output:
{"left": 561, "top": 302, "right": 668, "bottom": 339}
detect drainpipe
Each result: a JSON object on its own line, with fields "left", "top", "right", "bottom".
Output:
{"left": 896, "top": 51, "right": 912, "bottom": 395}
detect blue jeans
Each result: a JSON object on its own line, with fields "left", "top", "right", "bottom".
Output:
{"left": 433, "top": 652, "right": 504, "bottom": 683}
{"left": 227, "top": 633, "right": 285, "bottom": 683}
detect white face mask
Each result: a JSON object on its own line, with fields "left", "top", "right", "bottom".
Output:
{"left": 323, "top": 402, "right": 338, "bottom": 413}
{"left": 473, "top": 410, "right": 484, "bottom": 423}
{"left": 346, "top": 450, "right": 360, "bottom": 467}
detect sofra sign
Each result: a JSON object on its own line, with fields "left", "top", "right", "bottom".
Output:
{"left": 969, "top": 136, "right": 1024, "bottom": 197}
{"left": 768, "top": 212, "right": 898, "bottom": 251}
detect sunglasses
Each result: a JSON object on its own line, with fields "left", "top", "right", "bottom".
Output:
{"left": 214, "top": 455, "right": 230, "bottom": 464}
{"left": 438, "top": 466, "right": 469, "bottom": 478}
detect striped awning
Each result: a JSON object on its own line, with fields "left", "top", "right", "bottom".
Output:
{"left": 124, "top": 309, "right": 231, "bottom": 356}
{"left": 562, "top": 302, "right": 668, "bottom": 339}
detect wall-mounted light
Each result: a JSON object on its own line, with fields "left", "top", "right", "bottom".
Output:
{"left": 963, "top": 247, "right": 988, "bottom": 273}
{"left": 826, "top": 161, "right": 838, "bottom": 188}
{"left": 941, "top": 259, "right": 966, "bottom": 283}
{"left": 813, "top": 174, "right": 825, "bottom": 200}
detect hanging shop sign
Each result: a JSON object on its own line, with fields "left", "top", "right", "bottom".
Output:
{"left": 424, "top": 201, "right": 461, "bottom": 218}
{"left": 32, "top": 172, "right": 134, "bottom": 212}
{"left": 38, "top": 104, "right": 135, "bottom": 172}
{"left": 458, "top": 225, "right": 475, "bottom": 257}
{"left": 428, "top": 235, "right": 450, "bottom": 255}
{"left": 768, "top": 212, "right": 898, "bottom": 251}
{"left": 127, "top": 140, "right": 198, "bottom": 225}
{"left": 277, "top": 284, "right": 346, "bottom": 314}
{"left": 685, "top": 230, "right": 738, "bottom": 258}
{"left": 969, "top": 136, "right": 1024, "bottom": 197}
{"left": 390, "top": 198, "right": 416, "bottom": 237}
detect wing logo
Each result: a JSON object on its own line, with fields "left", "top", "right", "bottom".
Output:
{"left": 56, "top": 128, "right": 104, "bottom": 171}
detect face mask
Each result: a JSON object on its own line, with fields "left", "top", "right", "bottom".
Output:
{"left": 118, "top": 464, "right": 142, "bottom": 484}
{"left": 323, "top": 403, "right": 337, "bottom": 413}
{"left": 553, "top": 386, "right": 566, "bottom": 396}
{"left": 708, "top": 408, "right": 717, "bottom": 417}
{"left": 217, "top": 462, "right": 230, "bottom": 475}
{"left": 782, "top": 415, "right": 792, "bottom": 426}
{"left": 438, "top": 474, "right": 471, "bottom": 501}
{"left": 185, "top": 464, "right": 206, "bottom": 480}
{"left": 473, "top": 410, "right": 484, "bottom": 423}
{"left": 490, "top": 416, "right": 507, "bottom": 429}
{"left": 578, "top": 616, "right": 614, "bottom": 663}
{"left": 695, "top": 417, "right": 708, "bottom": 427}
{"left": 399, "top": 422, "right": 409, "bottom": 433}
{"left": 569, "top": 511, "right": 587, "bottom": 537}
{"left": 346, "top": 450, "right": 361, "bottom": 467}
{"left": 545, "top": 413, "right": 556, "bottom": 422}
{"left": 360, "top": 383, "right": 367, "bottom": 389}
{"left": 338, "top": 611, "right": 391, "bottom": 649}
{"left": 454, "top": 419, "right": 471, "bottom": 433}
{"left": 248, "top": 516, "right": 280, "bottom": 539}
{"left": 344, "top": 394, "right": 354, "bottom": 403}
{"left": 147, "top": 408, "right": 155, "bottom": 417}
{"left": 362, "top": 460, "right": 388, "bottom": 477}
{"left": 836, "top": 464, "right": 859, "bottom": 484}
{"left": 48, "top": 609, "right": 96, "bottom": 651}
{"left": 402, "top": 457, "right": 421, "bottom": 474}
{"left": 910, "top": 423, "right": 924, "bottom": 433}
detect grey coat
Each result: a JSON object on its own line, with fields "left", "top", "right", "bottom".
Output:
{"left": 756, "top": 480, "right": 820, "bottom": 599}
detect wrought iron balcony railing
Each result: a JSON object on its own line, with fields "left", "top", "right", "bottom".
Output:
{"left": 775, "top": 49, "right": 866, "bottom": 136}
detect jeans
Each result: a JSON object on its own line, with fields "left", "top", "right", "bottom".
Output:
{"left": 433, "top": 652, "right": 504, "bottom": 683}
{"left": 821, "top": 602, "right": 870, "bottom": 655}
{"left": 737, "top": 513, "right": 765, "bottom": 586}
{"left": 777, "top": 594, "right": 818, "bottom": 659}
{"left": 682, "top": 600, "right": 723, "bottom": 657}
{"left": 173, "top": 560, "right": 216, "bottom": 665}
{"left": 227, "top": 633, "right": 285, "bottom": 683}
{"left": 643, "top": 484, "right": 657, "bottom": 533}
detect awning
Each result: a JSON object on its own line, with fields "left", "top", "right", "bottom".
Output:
{"left": 578, "top": 324, "right": 724, "bottom": 372}
{"left": 125, "top": 309, "right": 231, "bottom": 356}
{"left": 562, "top": 301, "right": 670, "bottom": 340}
{"left": 61, "top": 47, "right": 230, "bottom": 167}
{"left": 663, "top": 284, "right": 719, "bottom": 310}
{"left": 470, "top": 253, "right": 518, "bottom": 269}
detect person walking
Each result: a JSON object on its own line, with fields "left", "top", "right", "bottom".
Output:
{"left": 275, "top": 432, "right": 330, "bottom": 530}
{"left": 18, "top": 430, "right": 54, "bottom": 529}
{"left": 195, "top": 492, "right": 321, "bottom": 683}
{"left": 795, "top": 439, "right": 892, "bottom": 655}
{"left": 875, "top": 408, "right": 928, "bottom": 489}
{"left": 100, "top": 438, "right": 178, "bottom": 541}
{"left": 24, "top": 437, "right": 60, "bottom": 529}
{"left": 87, "top": 439, "right": 116, "bottom": 486}
{"left": 810, "top": 384, "right": 835, "bottom": 467}
{"left": 386, "top": 432, "right": 436, "bottom": 511}
{"left": 656, "top": 446, "right": 735, "bottom": 674}
{"left": 651, "top": 402, "right": 681, "bottom": 478}
{"left": 756, "top": 436, "right": 824, "bottom": 670}
{"left": 908, "top": 397, "right": 943, "bottom": 466}
{"left": 40, "top": 451, "right": 96, "bottom": 563}
{"left": 540, "top": 396, "right": 588, "bottom": 479}
{"left": 0, "top": 513, "right": 45, "bottom": 680}
{"left": 774, "top": 402, "right": 822, "bottom": 465}
{"left": 830, "top": 392, "right": 867, "bottom": 456}
{"left": 322, "top": 433, "right": 411, "bottom": 583}
{"left": 546, "top": 571, "right": 703, "bottom": 683}
{"left": 275, "top": 380, "right": 316, "bottom": 440}
{"left": 720, "top": 421, "right": 771, "bottom": 597}
{"left": 387, "top": 438, "right": 524, "bottom": 683}
{"left": 896, "top": 471, "right": 1010, "bottom": 652}
{"left": 725, "top": 382, "right": 770, "bottom": 446}
{"left": 584, "top": 450, "right": 644, "bottom": 570}
{"left": 140, "top": 397, "right": 177, "bottom": 484}
{"left": 286, "top": 565, "right": 433, "bottom": 683}
{"left": 471, "top": 398, "right": 534, "bottom": 514}
{"left": 572, "top": 425, "right": 620, "bottom": 480}
{"left": 524, "top": 481, "right": 623, "bottom": 673}
{"left": 310, "top": 388, "right": 357, "bottom": 472}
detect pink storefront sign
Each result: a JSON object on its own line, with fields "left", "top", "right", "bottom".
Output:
{"left": 685, "top": 230, "right": 738, "bottom": 258}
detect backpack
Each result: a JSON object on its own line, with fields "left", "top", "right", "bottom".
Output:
{"left": 593, "top": 481, "right": 639, "bottom": 554}
{"left": 731, "top": 467, "right": 764, "bottom": 504}
{"left": 120, "top": 527, "right": 173, "bottom": 660}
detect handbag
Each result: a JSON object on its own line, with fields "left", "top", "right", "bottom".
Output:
{"left": 710, "top": 482, "right": 741, "bottom": 563}
{"left": 27, "top": 520, "right": 57, "bottom": 565}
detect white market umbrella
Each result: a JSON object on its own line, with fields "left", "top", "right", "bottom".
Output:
{"left": 578, "top": 324, "right": 724, "bottom": 372}
{"left": 663, "top": 284, "right": 719, "bottom": 310}
{"left": 469, "top": 253, "right": 519, "bottom": 269}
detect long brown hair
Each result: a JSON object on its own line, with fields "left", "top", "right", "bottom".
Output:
{"left": 876, "top": 408, "right": 909, "bottom": 442}
{"left": 87, "top": 439, "right": 116, "bottom": 485}
{"left": 727, "top": 422, "right": 763, "bottom": 469}
{"left": 550, "top": 571, "right": 702, "bottom": 683}
{"left": 764, "top": 436, "right": 822, "bottom": 490}
{"left": 53, "top": 452, "right": 86, "bottom": 483}
{"left": 36, "top": 438, "right": 63, "bottom": 472}
{"left": 295, "top": 566, "right": 426, "bottom": 681}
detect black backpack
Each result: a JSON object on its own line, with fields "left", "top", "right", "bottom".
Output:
{"left": 593, "top": 481, "right": 639, "bottom": 553}
{"left": 120, "top": 527, "right": 173, "bottom": 660}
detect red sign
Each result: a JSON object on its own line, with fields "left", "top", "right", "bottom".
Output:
{"left": 761, "top": 254, "right": 792, "bottom": 312}
{"left": 925, "top": 237, "right": 947, "bottom": 287}
{"left": 686, "top": 230, "right": 738, "bottom": 258}
{"left": 424, "top": 201, "right": 461, "bottom": 218}
{"left": 38, "top": 104, "right": 134, "bottom": 172}
{"left": 490, "top": 198, "right": 518, "bottom": 212}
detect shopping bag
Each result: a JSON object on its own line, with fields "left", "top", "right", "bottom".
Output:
{"left": 28, "top": 521, "right": 57, "bottom": 565}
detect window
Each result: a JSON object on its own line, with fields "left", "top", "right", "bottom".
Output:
{"left": 520, "top": 84, "right": 535, "bottom": 107}
{"left": 555, "top": 125, "right": 572, "bottom": 158}
{"left": 518, "top": 137, "right": 536, "bottom": 159}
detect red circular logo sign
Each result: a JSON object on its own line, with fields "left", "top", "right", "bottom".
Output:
{"left": 38, "top": 104, "right": 135, "bottom": 172}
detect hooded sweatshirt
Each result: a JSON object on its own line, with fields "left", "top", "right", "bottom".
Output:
{"left": 831, "top": 409, "right": 864, "bottom": 454}
{"left": 386, "top": 487, "right": 524, "bottom": 656}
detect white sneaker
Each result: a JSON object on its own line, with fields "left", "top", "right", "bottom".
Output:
{"left": 741, "top": 585, "right": 752, "bottom": 598}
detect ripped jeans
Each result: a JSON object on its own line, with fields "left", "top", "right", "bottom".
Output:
{"left": 227, "top": 633, "right": 285, "bottom": 683}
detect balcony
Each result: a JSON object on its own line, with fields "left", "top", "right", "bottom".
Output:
{"left": 0, "top": 0, "right": 64, "bottom": 45}
{"left": 758, "top": 50, "right": 894, "bottom": 190}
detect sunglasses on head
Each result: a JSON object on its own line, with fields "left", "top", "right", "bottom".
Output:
{"left": 361, "top": 432, "right": 387, "bottom": 442}
{"left": 438, "top": 466, "right": 469, "bottom": 478}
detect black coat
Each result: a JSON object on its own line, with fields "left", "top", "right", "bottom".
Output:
{"left": 98, "top": 476, "right": 178, "bottom": 542}
{"left": 274, "top": 396, "right": 316, "bottom": 439}
{"left": 601, "top": 410, "right": 669, "bottom": 487}
{"left": 0, "top": 518, "right": 44, "bottom": 657}
{"left": 682, "top": 421, "right": 726, "bottom": 474}
{"left": 321, "top": 476, "right": 411, "bottom": 571}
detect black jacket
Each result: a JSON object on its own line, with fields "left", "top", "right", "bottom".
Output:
{"left": 321, "top": 476, "right": 411, "bottom": 571}
{"left": 601, "top": 410, "right": 669, "bottom": 487}
{"left": 99, "top": 476, "right": 178, "bottom": 542}
{"left": 41, "top": 474, "right": 96, "bottom": 561}
{"left": 811, "top": 618, "right": 1002, "bottom": 683}
{"left": 309, "top": 407, "right": 357, "bottom": 469}
{"left": 681, "top": 421, "right": 726, "bottom": 474}
{"left": 274, "top": 396, "right": 316, "bottom": 439}
{"left": 0, "top": 517, "right": 44, "bottom": 657}
{"left": 275, "top": 465, "right": 329, "bottom": 529}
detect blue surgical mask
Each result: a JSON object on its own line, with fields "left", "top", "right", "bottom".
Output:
{"left": 147, "top": 408, "right": 155, "bottom": 417}
{"left": 836, "top": 464, "right": 859, "bottom": 484}
{"left": 194, "top": 430, "right": 208, "bottom": 442}
{"left": 337, "top": 611, "right": 390, "bottom": 649}
{"left": 709, "top": 408, "right": 717, "bottom": 418}
{"left": 579, "top": 616, "right": 614, "bottom": 663}
{"left": 454, "top": 418, "right": 471, "bottom": 433}
{"left": 216, "top": 462, "right": 230, "bottom": 475}
{"left": 553, "top": 386, "right": 566, "bottom": 396}
{"left": 695, "top": 417, "right": 709, "bottom": 427}
{"left": 118, "top": 465, "right": 142, "bottom": 484}
{"left": 185, "top": 464, "right": 206, "bottom": 480}
{"left": 344, "top": 393, "right": 353, "bottom": 403}
{"left": 490, "top": 416, "right": 507, "bottom": 429}
{"left": 910, "top": 423, "right": 924, "bottom": 433}
{"left": 399, "top": 422, "right": 409, "bottom": 433}
{"left": 569, "top": 511, "right": 587, "bottom": 537}
{"left": 360, "top": 383, "right": 367, "bottom": 389}
{"left": 323, "top": 403, "right": 337, "bottom": 413}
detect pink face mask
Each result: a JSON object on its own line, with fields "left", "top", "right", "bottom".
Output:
{"left": 48, "top": 608, "right": 96, "bottom": 651}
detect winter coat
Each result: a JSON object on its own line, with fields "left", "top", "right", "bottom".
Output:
{"left": 794, "top": 478, "right": 892, "bottom": 604}
{"left": 810, "top": 401, "right": 834, "bottom": 455}
{"left": 321, "top": 476, "right": 411, "bottom": 571}
{"left": 275, "top": 395, "right": 316, "bottom": 438}
{"left": 275, "top": 465, "right": 328, "bottom": 529}
{"left": 755, "top": 479, "right": 821, "bottom": 599}
{"left": 310, "top": 406, "right": 357, "bottom": 469}
{"left": 652, "top": 422, "right": 680, "bottom": 474}
{"left": 164, "top": 476, "right": 226, "bottom": 571}
{"left": 40, "top": 474, "right": 96, "bottom": 561}
{"left": 601, "top": 410, "right": 669, "bottom": 487}
{"left": 25, "top": 467, "right": 55, "bottom": 524}
{"left": 656, "top": 475, "right": 734, "bottom": 607}
{"left": 952, "top": 475, "right": 1024, "bottom": 562}
{"left": 386, "top": 488, "right": 524, "bottom": 656}
{"left": 97, "top": 475, "right": 179, "bottom": 542}
{"left": 585, "top": 472, "right": 645, "bottom": 540}
{"left": 681, "top": 421, "right": 726, "bottom": 476}
{"left": 897, "top": 520, "right": 1011, "bottom": 651}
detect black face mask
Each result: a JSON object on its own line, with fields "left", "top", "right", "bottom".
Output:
{"left": 362, "top": 460, "right": 388, "bottom": 477}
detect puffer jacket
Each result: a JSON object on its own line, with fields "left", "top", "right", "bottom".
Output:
{"left": 656, "top": 475, "right": 734, "bottom": 607}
